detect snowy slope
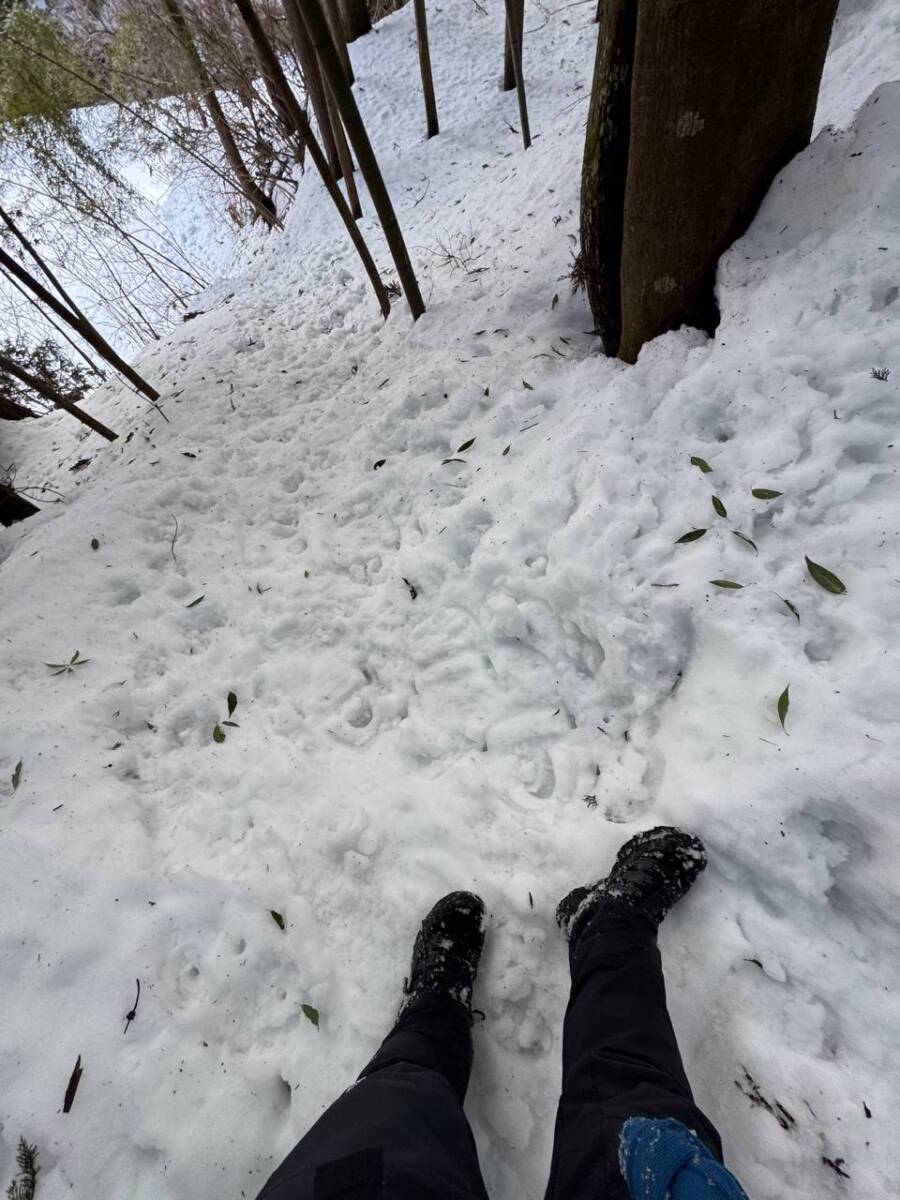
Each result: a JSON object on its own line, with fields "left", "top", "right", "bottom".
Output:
{"left": 2, "top": 2, "right": 900, "bottom": 1198}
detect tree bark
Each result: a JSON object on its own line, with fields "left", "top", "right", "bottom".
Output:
{"left": 340, "top": 0, "right": 372, "bottom": 42}
{"left": 578, "top": 0, "right": 636, "bottom": 355}
{"left": 232, "top": 0, "right": 388, "bottom": 316}
{"left": 299, "top": 0, "right": 425, "bottom": 319}
{"left": 325, "top": 0, "right": 354, "bottom": 83}
{"left": 413, "top": 0, "right": 439, "bottom": 139}
{"left": 0, "top": 249, "right": 160, "bottom": 403}
{"left": 580, "top": 0, "right": 839, "bottom": 363}
{"left": 502, "top": 0, "right": 523, "bottom": 91}
{"left": 323, "top": 78, "right": 362, "bottom": 217}
{"left": 314, "top": 0, "right": 360, "bottom": 213}
{"left": 284, "top": 0, "right": 343, "bottom": 178}
{"left": 504, "top": 0, "right": 530, "bottom": 149}
{"left": 0, "top": 482, "right": 40, "bottom": 526}
{"left": 161, "top": 0, "right": 278, "bottom": 227}
{"left": 0, "top": 351, "right": 117, "bottom": 440}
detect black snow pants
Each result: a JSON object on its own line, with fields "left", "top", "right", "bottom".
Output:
{"left": 256, "top": 906, "right": 722, "bottom": 1200}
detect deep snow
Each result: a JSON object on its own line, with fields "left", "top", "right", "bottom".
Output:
{"left": 1, "top": 1, "right": 899, "bottom": 1198}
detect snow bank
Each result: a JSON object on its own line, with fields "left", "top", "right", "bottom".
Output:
{"left": 1, "top": 2, "right": 898, "bottom": 1198}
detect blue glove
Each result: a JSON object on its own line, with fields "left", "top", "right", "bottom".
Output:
{"left": 619, "top": 1117, "right": 750, "bottom": 1200}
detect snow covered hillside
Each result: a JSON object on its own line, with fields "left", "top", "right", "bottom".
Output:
{"left": 2, "top": 2, "right": 899, "bottom": 1197}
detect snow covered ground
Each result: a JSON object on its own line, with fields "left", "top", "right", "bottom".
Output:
{"left": 2, "top": 1, "right": 899, "bottom": 1197}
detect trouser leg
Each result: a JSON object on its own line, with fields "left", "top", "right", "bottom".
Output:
{"left": 544, "top": 907, "right": 722, "bottom": 1200}
{"left": 256, "top": 995, "right": 489, "bottom": 1200}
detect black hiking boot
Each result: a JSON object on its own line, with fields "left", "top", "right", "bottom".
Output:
{"left": 556, "top": 826, "right": 707, "bottom": 950}
{"left": 401, "top": 891, "right": 486, "bottom": 1023}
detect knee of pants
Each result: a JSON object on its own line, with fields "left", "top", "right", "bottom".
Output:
{"left": 257, "top": 1063, "right": 488, "bottom": 1200}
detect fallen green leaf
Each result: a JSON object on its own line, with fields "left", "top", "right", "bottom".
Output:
{"left": 301, "top": 1003, "right": 319, "bottom": 1029}
{"left": 751, "top": 488, "right": 782, "bottom": 500}
{"left": 502, "top": 444, "right": 510, "bottom": 456}
{"left": 805, "top": 556, "right": 846, "bottom": 594}
{"left": 712, "top": 496, "right": 727, "bottom": 518}
{"left": 777, "top": 685, "right": 790, "bottom": 732}
{"left": 777, "top": 595, "right": 800, "bottom": 622}
{"left": 227, "top": 691, "right": 238, "bottom": 718}
{"left": 270, "top": 910, "right": 285, "bottom": 931}
{"left": 213, "top": 724, "right": 226, "bottom": 744}
{"left": 441, "top": 458, "right": 466, "bottom": 465}
{"left": 186, "top": 595, "right": 205, "bottom": 608}
{"left": 11, "top": 759, "right": 22, "bottom": 791}
{"left": 90, "top": 537, "right": 100, "bottom": 550}
{"left": 710, "top": 580, "right": 744, "bottom": 589}
{"left": 522, "top": 380, "right": 533, "bottom": 390}
{"left": 732, "top": 531, "right": 758, "bottom": 554}
{"left": 690, "top": 456, "right": 712, "bottom": 473}
{"left": 676, "top": 529, "right": 707, "bottom": 544}
{"left": 457, "top": 437, "right": 475, "bottom": 453}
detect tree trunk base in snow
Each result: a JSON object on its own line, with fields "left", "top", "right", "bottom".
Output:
{"left": 0, "top": 483, "right": 40, "bottom": 526}
{"left": 341, "top": 0, "right": 372, "bottom": 41}
{"left": 581, "top": 0, "right": 839, "bottom": 363}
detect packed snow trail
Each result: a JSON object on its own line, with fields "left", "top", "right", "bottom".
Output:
{"left": 2, "top": 2, "right": 900, "bottom": 1198}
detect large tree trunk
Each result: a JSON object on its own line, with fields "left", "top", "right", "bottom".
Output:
{"left": 285, "top": 0, "right": 362, "bottom": 217}
{"left": 299, "top": 0, "right": 425, "bottom": 320}
{"left": 578, "top": 0, "right": 636, "bottom": 355}
{"left": 325, "top": 0, "right": 355, "bottom": 81}
{"left": 0, "top": 483, "right": 40, "bottom": 526}
{"left": 581, "top": 0, "right": 839, "bottom": 363}
{"left": 284, "top": 0, "right": 343, "bottom": 178}
{"left": 504, "top": 0, "right": 530, "bottom": 149}
{"left": 502, "top": 0, "right": 523, "bottom": 91}
{"left": 0, "top": 352, "right": 117, "bottom": 441}
{"left": 303, "top": 0, "right": 360, "bottom": 213}
{"left": 232, "top": 0, "right": 388, "bottom": 315}
{"left": 340, "top": 0, "right": 372, "bottom": 42}
{"left": 162, "top": 0, "right": 278, "bottom": 227}
{"left": 0, "top": 249, "right": 159, "bottom": 404}
{"left": 413, "top": 0, "right": 438, "bottom": 139}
